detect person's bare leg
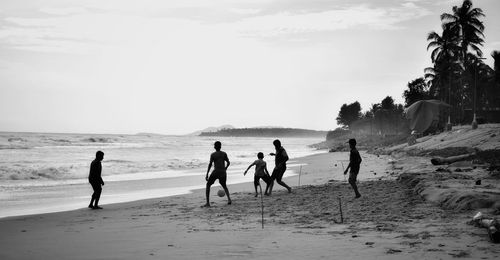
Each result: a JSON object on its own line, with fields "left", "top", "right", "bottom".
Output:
{"left": 93, "top": 189, "right": 102, "bottom": 209}
{"left": 221, "top": 183, "right": 231, "bottom": 204}
{"left": 277, "top": 179, "right": 292, "bottom": 193}
{"left": 349, "top": 178, "right": 361, "bottom": 198}
{"left": 267, "top": 180, "right": 274, "bottom": 195}
{"left": 203, "top": 183, "right": 211, "bottom": 207}
{"left": 89, "top": 196, "right": 95, "bottom": 208}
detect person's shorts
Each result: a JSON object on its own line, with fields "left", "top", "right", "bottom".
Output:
{"left": 207, "top": 170, "right": 227, "bottom": 186}
{"left": 348, "top": 171, "right": 359, "bottom": 184}
{"left": 271, "top": 166, "right": 286, "bottom": 181}
{"left": 90, "top": 181, "right": 102, "bottom": 192}
{"left": 254, "top": 174, "right": 271, "bottom": 186}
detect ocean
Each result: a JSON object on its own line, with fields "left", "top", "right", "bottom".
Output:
{"left": 0, "top": 132, "right": 324, "bottom": 218}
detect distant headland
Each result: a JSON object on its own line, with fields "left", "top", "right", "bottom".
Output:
{"left": 198, "top": 127, "right": 327, "bottom": 138}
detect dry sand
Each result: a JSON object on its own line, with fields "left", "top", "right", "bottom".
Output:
{"left": 1, "top": 130, "right": 500, "bottom": 259}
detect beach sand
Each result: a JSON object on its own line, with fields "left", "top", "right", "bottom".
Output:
{"left": 1, "top": 150, "right": 499, "bottom": 259}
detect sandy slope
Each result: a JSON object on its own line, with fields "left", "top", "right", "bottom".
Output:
{"left": 387, "top": 124, "right": 500, "bottom": 152}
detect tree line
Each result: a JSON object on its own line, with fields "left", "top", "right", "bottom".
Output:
{"left": 200, "top": 128, "right": 328, "bottom": 138}
{"left": 335, "top": 0, "right": 499, "bottom": 137}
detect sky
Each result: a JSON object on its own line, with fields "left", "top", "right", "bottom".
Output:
{"left": 0, "top": 0, "right": 499, "bottom": 135}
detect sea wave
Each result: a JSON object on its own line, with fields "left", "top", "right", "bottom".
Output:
{"left": 1, "top": 166, "right": 79, "bottom": 181}
{"left": 0, "top": 145, "right": 30, "bottom": 150}
{"left": 81, "top": 137, "right": 117, "bottom": 143}
{"left": 0, "top": 158, "right": 208, "bottom": 181}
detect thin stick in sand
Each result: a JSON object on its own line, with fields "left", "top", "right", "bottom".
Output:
{"left": 298, "top": 165, "right": 302, "bottom": 187}
{"left": 259, "top": 184, "right": 264, "bottom": 229}
{"left": 338, "top": 197, "right": 344, "bottom": 223}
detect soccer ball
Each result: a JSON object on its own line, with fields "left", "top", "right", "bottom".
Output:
{"left": 217, "top": 189, "right": 225, "bottom": 197}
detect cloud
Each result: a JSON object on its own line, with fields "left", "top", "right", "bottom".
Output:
{"left": 233, "top": 3, "right": 431, "bottom": 38}
{"left": 228, "top": 8, "right": 261, "bottom": 15}
{"left": 39, "top": 7, "right": 88, "bottom": 16}
{"left": 0, "top": 1, "right": 432, "bottom": 54}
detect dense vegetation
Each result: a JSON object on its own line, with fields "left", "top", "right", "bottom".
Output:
{"left": 333, "top": 0, "right": 499, "bottom": 141}
{"left": 199, "top": 128, "right": 327, "bottom": 138}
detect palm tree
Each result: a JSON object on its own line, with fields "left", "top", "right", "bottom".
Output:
{"left": 487, "top": 51, "right": 500, "bottom": 108}
{"left": 437, "top": 0, "right": 485, "bottom": 123}
{"left": 441, "top": 0, "right": 485, "bottom": 63}
{"left": 426, "top": 25, "right": 462, "bottom": 103}
{"left": 427, "top": 25, "right": 459, "bottom": 64}
{"left": 493, "top": 51, "right": 500, "bottom": 83}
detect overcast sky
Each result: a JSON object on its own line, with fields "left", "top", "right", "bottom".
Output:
{"left": 1, "top": 0, "right": 499, "bottom": 135}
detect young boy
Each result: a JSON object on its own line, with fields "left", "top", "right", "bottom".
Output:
{"left": 244, "top": 152, "right": 272, "bottom": 197}
{"left": 344, "top": 138, "right": 362, "bottom": 198}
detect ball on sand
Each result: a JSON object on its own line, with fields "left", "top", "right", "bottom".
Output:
{"left": 217, "top": 189, "right": 225, "bottom": 197}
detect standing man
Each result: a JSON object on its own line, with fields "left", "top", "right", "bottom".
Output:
{"left": 268, "top": 139, "right": 292, "bottom": 195}
{"left": 88, "top": 151, "right": 105, "bottom": 209}
{"left": 344, "top": 138, "right": 362, "bottom": 198}
{"left": 204, "top": 141, "right": 232, "bottom": 207}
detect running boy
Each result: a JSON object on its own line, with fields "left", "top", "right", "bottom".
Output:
{"left": 244, "top": 152, "right": 271, "bottom": 197}
{"left": 344, "top": 138, "right": 362, "bottom": 198}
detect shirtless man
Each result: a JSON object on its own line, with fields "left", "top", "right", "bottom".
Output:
{"left": 204, "top": 141, "right": 232, "bottom": 207}
{"left": 268, "top": 139, "right": 292, "bottom": 195}
{"left": 88, "top": 151, "right": 105, "bottom": 209}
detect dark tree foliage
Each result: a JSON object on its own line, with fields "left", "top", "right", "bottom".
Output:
{"left": 403, "top": 77, "right": 430, "bottom": 107}
{"left": 381, "top": 96, "right": 396, "bottom": 110}
{"left": 422, "top": 0, "right": 500, "bottom": 123}
{"left": 336, "top": 101, "right": 361, "bottom": 128}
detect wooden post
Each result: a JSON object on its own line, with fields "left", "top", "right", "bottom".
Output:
{"left": 338, "top": 197, "right": 343, "bottom": 223}
{"left": 259, "top": 185, "right": 264, "bottom": 229}
{"left": 298, "top": 165, "right": 302, "bottom": 187}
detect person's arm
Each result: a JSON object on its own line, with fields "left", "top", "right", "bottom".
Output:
{"left": 344, "top": 165, "right": 350, "bottom": 175}
{"left": 244, "top": 162, "right": 255, "bottom": 175}
{"left": 264, "top": 165, "right": 270, "bottom": 176}
{"left": 344, "top": 151, "right": 352, "bottom": 175}
{"left": 225, "top": 153, "right": 230, "bottom": 170}
{"left": 98, "top": 163, "right": 104, "bottom": 185}
{"left": 276, "top": 149, "right": 289, "bottom": 168}
{"left": 357, "top": 151, "right": 362, "bottom": 164}
{"left": 282, "top": 149, "right": 289, "bottom": 163}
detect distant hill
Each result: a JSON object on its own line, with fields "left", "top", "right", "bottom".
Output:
{"left": 199, "top": 127, "right": 327, "bottom": 138}
{"left": 187, "top": 125, "right": 235, "bottom": 136}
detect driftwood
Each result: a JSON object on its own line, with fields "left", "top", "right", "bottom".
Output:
{"left": 469, "top": 212, "right": 500, "bottom": 243}
{"left": 431, "top": 153, "right": 475, "bottom": 166}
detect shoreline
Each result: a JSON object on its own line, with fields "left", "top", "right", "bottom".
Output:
{"left": 0, "top": 151, "right": 390, "bottom": 220}
{"left": 1, "top": 150, "right": 499, "bottom": 259}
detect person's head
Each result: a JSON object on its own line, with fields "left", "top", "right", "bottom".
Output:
{"left": 348, "top": 138, "right": 357, "bottom": 149}
{"left": 96, "top": 151, "right": 104, "bottom": 161}
{"left": 257, "top": 152, "right": 264, "bottom": 159}
{"left": 214, "top": 141, "right": 222, "bottom": 151}
{"left": 273, "top": 139, "right": 281, "bottom": 149}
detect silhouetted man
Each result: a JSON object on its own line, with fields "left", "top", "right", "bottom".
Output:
{"left": 204, "top": 141, "right": 232, "bottom": 207}
{"left": 344, "top": 139, "right": 362, "bottom": 198}
{"left": 268, "top": 139, "right": 292, "bottom": 195}
{"left": 88, "top": 151, "right": 105, "bottom": 209}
